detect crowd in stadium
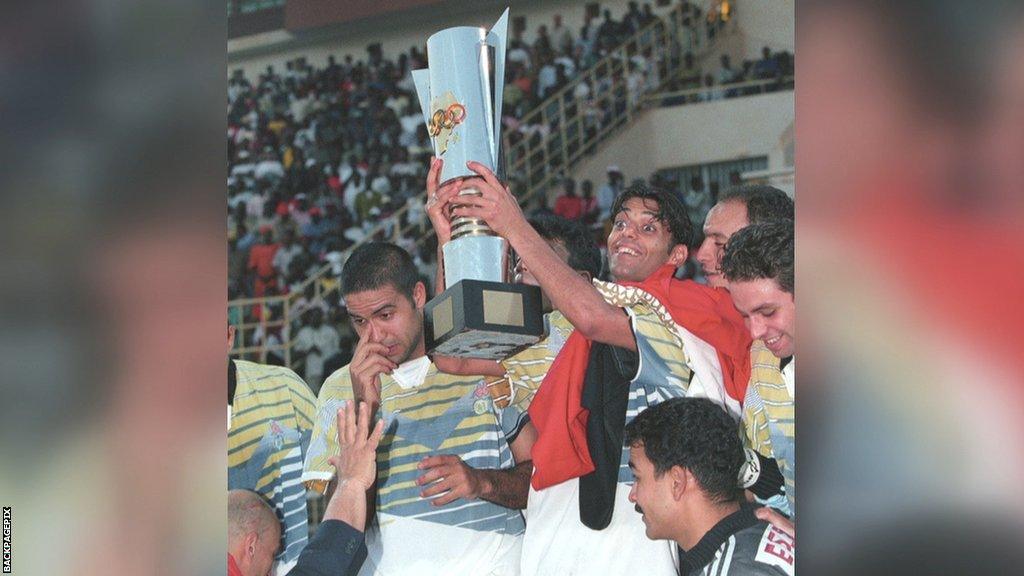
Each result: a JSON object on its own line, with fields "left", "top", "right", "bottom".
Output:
{"left": 227, "top": 0, "right": 790, "bottom": 310}
{"left": 228, "top": 2, "right": 797, "bottom": 575}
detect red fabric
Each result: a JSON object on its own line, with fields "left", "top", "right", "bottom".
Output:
{"left": 228, "top": 554, "right": 243, "bottom": 576}
{"left": 528, "top": 264, "right": 752, "bottom": 490}
{"left": 554, "top": 195, "right": 585, "bottom": 220}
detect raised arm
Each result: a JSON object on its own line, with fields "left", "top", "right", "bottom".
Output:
{"left": 443, "top": 162, "right": 635, "bottom": 350}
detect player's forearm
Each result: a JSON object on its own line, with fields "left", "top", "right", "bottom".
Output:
{"left": 433, "top": 354, "right": 505, "bottom": 377}
{"left": 323, "top": 479, "right": 367, "bottom": 531}
{"left": 504, "top": 219, "right": 634, "bottom": 349}
{"left": 476, "top": 460, "right": 532, "bottom": 510}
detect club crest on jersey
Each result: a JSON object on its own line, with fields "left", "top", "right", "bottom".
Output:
{"left": 269, "top": 420, "right": 286, "bottom": 450}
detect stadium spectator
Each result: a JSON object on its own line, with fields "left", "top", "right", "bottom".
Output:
{"left": 717, "top": 53, "right": 739, "bottom": 85}
{"left": 699, "top": 73, "right": 723, "bottom": 102}
{"left": 554, "top": 177, "right": 585, "bottom": 220}
{"left": 229, "top": 235, "right": 249, "bottom": 298}
{"left": 579, "top": 179, "right": 599, "bottom": 227}
{"left": 624, "top": 1, "right": 644, "bottom": 35}
{"left": 597, "top": 9, "right": 623, "bottom": 53}
{"left": 597, "top": 165, "right": 625, "bottom": 223}
{"left": 301, "top": 207, "right": 333, "bottom": 255}
{"left": 625, "top": 398, "right": 795, "bottom": 575}
{"left": 552, "top": 14, "right": 574, "bottom": 55}
{"left": 293, "top": 307, "right": 341, "bottom": 394}
{"left": 272, "top": 228, "right": 302, "bottom": 282}
{"left": 754, "top": 46, "right": 781, "bottom": 80}
{"left": 248, "top": 225, "right": 279, "bottom": 296}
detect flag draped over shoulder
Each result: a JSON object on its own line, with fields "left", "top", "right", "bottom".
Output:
{"left": 528, "top": 264, "right": 752, "bottom": 490}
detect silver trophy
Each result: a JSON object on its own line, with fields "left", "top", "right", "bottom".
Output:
{"left": 412, "top": 8, "right": 545, "bottom": 360}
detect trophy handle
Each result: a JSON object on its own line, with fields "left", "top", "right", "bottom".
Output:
{"left": 411, "top": 69, "right": 436, "bottom": 156}
{"left": 486, "top": 7, "right": 509, "bottom": 166}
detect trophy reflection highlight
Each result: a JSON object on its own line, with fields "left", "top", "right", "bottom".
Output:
{"left": 412, "top": 7, "right": 545, "bottom": 360}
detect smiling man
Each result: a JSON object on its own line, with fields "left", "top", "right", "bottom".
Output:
{"left": 695, "top": 185, "right": 793, "bottom": 289}
{"left": 626, "top": 397, "right": 795, "bottom": 576}
{"left": 433, "top": 162, "right": 752, "bottom": 576}
{"left": 722, "top": 221, "right": 796, "bottom": 522}
{"left": 301, "top": 242, "right": 532, "bottom": 575}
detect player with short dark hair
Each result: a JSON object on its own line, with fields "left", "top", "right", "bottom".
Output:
{"left": 722, "top": 221, "right": 796, "bottom": 523}
{"left": 626, "top": 397, "right": 795, "bottom": 575}
{"left": 303, "top": 242, "right": 535, "bottom": 575}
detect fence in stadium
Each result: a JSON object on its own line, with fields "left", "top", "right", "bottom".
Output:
{"left": 229, "top": 2, "right": 739, "bottom": 367}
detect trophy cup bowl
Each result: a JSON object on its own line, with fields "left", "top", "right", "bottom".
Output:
{"left": 412, "top": 8, "right": 545, "bottom": 360}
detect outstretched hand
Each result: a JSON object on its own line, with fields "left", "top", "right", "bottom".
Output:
{"left": 329, "top": 400, "right": 385, "bottom": 492}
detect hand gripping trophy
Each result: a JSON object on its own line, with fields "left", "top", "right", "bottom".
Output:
{"left": 412, "top": 7, "right": 545, "bottom": 360}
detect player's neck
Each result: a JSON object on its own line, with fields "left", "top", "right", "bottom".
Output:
{"left": 677, "top": 499, "right": 742, "bottom": 551}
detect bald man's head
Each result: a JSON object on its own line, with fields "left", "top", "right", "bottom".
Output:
{"left": 228, "top": 490, "right": 280, "bottom": 576}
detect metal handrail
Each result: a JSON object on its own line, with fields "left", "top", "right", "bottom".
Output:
{"left": 644, "top": 75, "right": 794, "bottom": 104}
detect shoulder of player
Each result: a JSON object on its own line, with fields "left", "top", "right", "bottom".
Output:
{"left": 234, "top": 359, "right": 310, "bottom": 391}
{"left": 724, "top": 522, "right": 794, "bottom": 576}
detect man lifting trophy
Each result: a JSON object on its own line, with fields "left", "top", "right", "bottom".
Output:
{"left": 413, "top": 7, "right": 545, "bottom": 360}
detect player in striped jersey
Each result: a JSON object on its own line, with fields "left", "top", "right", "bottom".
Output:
{"left": 228, "top": 325, "right": 318, "bottom": 574}
{"left": 303, "top": 242, "right": 533, "bottom": 575}
{"left": 692, "top": 185, "right": 793, "bottom": 523}
{"left": 722, "top": 222, "right": 796, "bottom": 528}
{"left": 626, "top": 398, "right": 794, "bottom": 576}
{"left": 437, "top": 162, "right": 751, "bottom": 576}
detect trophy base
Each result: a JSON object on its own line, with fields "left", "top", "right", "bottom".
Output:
{"left": 424, "top": 279, "right": 545, "bottom": 360}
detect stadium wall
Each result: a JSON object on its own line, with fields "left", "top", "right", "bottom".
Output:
{"left": 735, "top": 0, "right": 794, "bottom": 59}
{"left": 568, "top": 90, "right": 794, "bottom": 194}
{"left": 228, "top": 0, "right": 658, "bottom": 78}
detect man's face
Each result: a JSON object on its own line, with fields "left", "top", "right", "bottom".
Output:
{"left": 728, "top": 277, "right": 795, "bottom": 358}
{"left": 607, "top": 197, "right": 687, "bottom": 282}
{"left": 695, "top": 201, "right": 748, "bottom": 288}
{"left": 345, "top": 282, "right": 426, "bottom": 365}
{"left": 627, "top": 444, "right": 678, "bottom": 541}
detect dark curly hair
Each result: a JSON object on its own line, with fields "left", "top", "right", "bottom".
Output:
{"left": 610, "top": 182, "right": 694, "bottom": 249}
{"left": 341, "top": 242, "right": 420, "bottom": 302}
{"left": 719, "top": 184, "right": 794, "bottom": 224}
{"left": 721, "top": 221, "right": 794, "bottom": 294}
{"left": 625, "top": 397, "right": 744, "bottom": 504}
{"left": 528, "top": 214, "right": 602, "bottom": 279}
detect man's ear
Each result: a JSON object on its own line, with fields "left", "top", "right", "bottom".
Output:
{"left": 413, "top": 281, "right": 427, "bottom": 308}
{"left": 244, "top": 531, "right": 259, "bottom": 558}
{"left": 670, "top": 465, "right": 690, "bottom": 501}
{"left": 577, "top": 270, "right": 593, "bottom": 282}
{"left": 668, "top": 244, "right": 689, "bottom": 267}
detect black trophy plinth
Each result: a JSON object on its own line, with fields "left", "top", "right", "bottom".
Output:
{"left": 424, "top": 279, "right": 545, "bottom": 360}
